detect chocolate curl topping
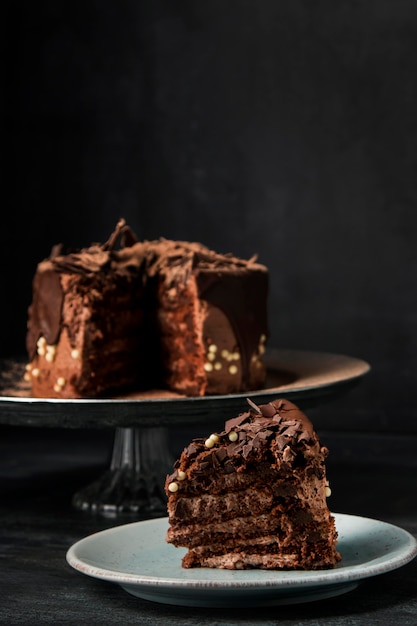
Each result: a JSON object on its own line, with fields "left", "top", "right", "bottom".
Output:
{"left": 246, "top": 397, "right": 262, "bottom": 414}
{"left": 103, "top": 218, "right": 139, "bottom": 251}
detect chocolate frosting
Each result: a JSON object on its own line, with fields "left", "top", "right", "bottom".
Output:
{"left": 27, "top": 266, "right": 63, "bottom": 351}
{"left": 196, "top": 269, "right": 268, "bottom": 387}
{"left": 172, "top": 398, "right": 323, "bottom": 480}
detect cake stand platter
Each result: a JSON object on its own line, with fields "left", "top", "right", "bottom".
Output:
{"left": 0, "top": 349, "right": 370, "bottom": 519}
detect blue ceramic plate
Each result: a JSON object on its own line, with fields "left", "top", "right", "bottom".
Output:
{"left": 66, "top": 514, "right": 417, "bottom": 608}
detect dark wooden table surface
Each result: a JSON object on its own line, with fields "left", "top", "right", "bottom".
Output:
{"left": 1, "top": 423, "right": 416, "bottom": 625}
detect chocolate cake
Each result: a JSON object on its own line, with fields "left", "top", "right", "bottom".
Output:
{"left": 165, "top": 398, "right": 341, "bottom": 570}
{"left": 25, "top": 220, "right": 269, "bottom": 398}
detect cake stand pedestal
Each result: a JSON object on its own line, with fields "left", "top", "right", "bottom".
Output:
{"left": 0, "top": 349, "right": 370, "bottom": 519}
{"left": 71, "top": 427, "right": 174, "bottom": 518}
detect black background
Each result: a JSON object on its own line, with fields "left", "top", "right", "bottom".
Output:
{"left": 2, "top": 1, "right": 417, "bottom": 434}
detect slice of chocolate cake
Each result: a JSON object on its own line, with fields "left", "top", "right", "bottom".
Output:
{"left": 165, "top": 398, "right": 341, "bottom": 570}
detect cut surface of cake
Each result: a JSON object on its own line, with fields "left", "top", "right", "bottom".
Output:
{"left": 165, "top": 398, "right": 341, "bottom": 570}
{"left": 25, "top": 219, "right": 269, "bottom": 398}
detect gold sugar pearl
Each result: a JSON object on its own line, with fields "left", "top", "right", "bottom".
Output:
{"left": 177, "top": 470, "right": 186, "bottom": 481}
{"left": 205, "top": 434, "right": 219, "bottom": 448}
{"left": 45, "top": 345, "right": 57, "bottom": 363}
{"left": 214, "top": 362, "right": 222, "bottom": 370}
{"left": 228, "top": 364, "right": 238, "bottom": 375}
{"left": 204, "top": 362, "right": 213, "bottom": 372}
{"left": 71, "top": 349, "right": 80, "bottom": 360}
{"left": 258, "top": 334, "right": 267, "bottom": 354}
{"left": 168, "top": 482, "right": 179, "bottom": 493}
{"left": 228, "top": 431, "right": 238, "bottom": 442}
{"left": 325, "top": 486, "right": 332, "bottom": 497}
{"left": 37, "top": 337, "right": 47, "bottom": 356}
{"left": 208, "top": 344, "right": 217, "bottom": 353}
{"left": 31, "top": 368, "right": 40, "bottom": 378}
{"left": 205, "top": 433, "right": 220, "bottom": 448}
{"left": 53, "top": 376, "right": 66, "bottom": 393}
{"left": 23, "top": 372, "right": 31, "bottom": 382}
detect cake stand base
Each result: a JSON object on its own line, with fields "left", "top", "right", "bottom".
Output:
{"left": 72, "top": 427, "right": 174, "bottom": 518}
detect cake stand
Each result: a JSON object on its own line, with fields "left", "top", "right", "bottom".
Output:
{"left": 0, "top": 349, "right": 370, "bottom": 519}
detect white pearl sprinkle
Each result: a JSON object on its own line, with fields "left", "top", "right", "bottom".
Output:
{"left": 168, "top": 482, "right": 179, "bottom": 493}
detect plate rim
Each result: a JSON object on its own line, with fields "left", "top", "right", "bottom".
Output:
{"left": 66, "top": 513, "right": 417, "bottom": 592}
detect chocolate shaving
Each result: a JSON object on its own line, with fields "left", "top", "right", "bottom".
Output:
{"left": 178, "top": 399, "right": 324, "bottom": 476}
{"left": 259, "top": 402, "right": 277, "bottom": 418}
{"left": 246, "top": 397, "right": 262, "bottom": 413}
{"left": 225, "top": 412, "right": 250, "bottom": 432}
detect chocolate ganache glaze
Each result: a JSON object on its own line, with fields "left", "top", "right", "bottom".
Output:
{"left": 196, "top": 265, "right": 268, "bottom": 389}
